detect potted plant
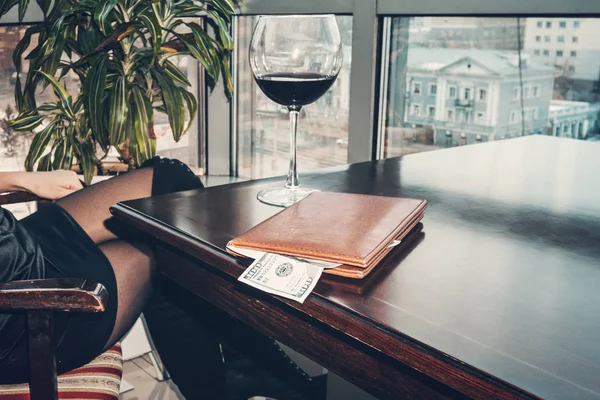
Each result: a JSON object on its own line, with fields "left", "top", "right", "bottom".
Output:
{"left": 1, "top": 0, "right": 234, "bottom": 184}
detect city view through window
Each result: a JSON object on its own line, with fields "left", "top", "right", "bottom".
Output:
{"left": 382, "top": 17, "right": 600, "bottom": 158}
{"left": 0, "top": 17, "right": 598, "bottom": 180}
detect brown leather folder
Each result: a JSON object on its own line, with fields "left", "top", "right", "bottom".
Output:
{"left": 227, "top": 192, "right": 427, "bottom": 279}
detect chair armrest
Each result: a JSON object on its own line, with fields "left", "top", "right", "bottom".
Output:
{"left": 0, "top": 278, "right": 108, "bottom": 312}
{"left": 0, "top": 191, "right": 45, "bottom": 205}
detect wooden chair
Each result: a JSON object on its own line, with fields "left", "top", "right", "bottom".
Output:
{"left": 0, "top": 191, "right": 123, "bottom": 400}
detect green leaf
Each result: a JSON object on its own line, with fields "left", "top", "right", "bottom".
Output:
{"left": 52, "top": 137, "right": 73, "bottom": 170}
{"left": 94, "top": 0, "right": 118, "bottom": 34}
{"left": 77, "top": 140, "right": 96, "bottom": 185}
{"left": 10, "top": 112, "right": 46, "bottom": 131}
{"left": 18, "top": 0, "right": 29, "bottom": 21}
{"left": 13, "top": 25, "right": 43, "bottom": 73}
{"left": 172, "top": 28, "right": 217, "bottom": 80}
{"left": 153, "top": 69, "right": 184, "bottom": 141}
{"left": 108, "top": 75, "right": 128, "bottom": 145}
{"left": 138, "top": 9, "right": 162, "bottom": 59}
{"left": 43, "top": 13, "right": 67, "bottom": 59}
{"left": 25, "top": 119, "right": 58, "bottom": 171}
{"left": 37, "top": 152, "right": 53, "bottom": 171}
{"left": 162, "top": 59, "right": 191, "bottom": 86}
{"left": 37, "top": 103, "right": 59, "bottom": 112}
{"left": 208, "top": 10, "right": 233, "bottom": 50}
{"left": 14, "top": 74, "right": 24, "bottom": 111}
{"left": 179, "top": 88, "right": 197, "bottom": 137}
{"left": 130, "top": 86, "right": 155, "bottom": 163}
{"left": 37, "top": 71, "right": 74, "bottom": 118}
{"left": 42, "top": 39, "right": 65, "bottom": 79}
{"left": 221, "top": 55, "right": 233, "bottom": 96}
{"left": 83, "top": 53, "right": 109, "bottom": 150}
{"left": 205, "top": 0, "right": 234, "bottom": 20}
{"left": 36, "top": 0, "right": 50, "bottom": 14}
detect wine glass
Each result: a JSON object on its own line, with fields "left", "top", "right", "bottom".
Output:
{"left": 249, "top": 15, "right": 343, "bottom": 207}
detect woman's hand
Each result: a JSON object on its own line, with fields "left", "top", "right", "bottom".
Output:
{"left": 10, "top": 170, "right": 84, "bottom": 200}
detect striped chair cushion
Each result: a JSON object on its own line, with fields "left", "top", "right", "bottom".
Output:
{"left": 0, "top": 343, "right": 123, "bottom": 400}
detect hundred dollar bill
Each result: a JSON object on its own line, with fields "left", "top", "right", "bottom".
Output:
{"left": 238, "top": 253, "right": 323, "bottom": 303}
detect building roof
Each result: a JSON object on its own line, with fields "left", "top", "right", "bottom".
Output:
{"left": 407, "top": 48, "right": 554, "bottom": 77}
{"left": 549, "top": 100, "right": 600, "bottom": 118}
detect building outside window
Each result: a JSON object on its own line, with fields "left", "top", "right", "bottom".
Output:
{"left": 559, "top": 21, "right": 567, "bottom": 28}
{"left": 574, "top": 21, "right": 581, "bottom": 28}
{"left": 510, "top": 110, "right": 519, "bottom": 123}
{"left": 463, "top": 87, "right": 472, "bottom": 100}
{"left": 513, "top": 87, "right": 520, "bottom": 100}
{"left": 479, "top": 88, "right": 488, "bottom": 101}
{"left": 429, "top": 83, "right": 437, "bottom": 95}
{"left": 546, "top": 21, "right": 552, "bottom": 28}
{"left": 557, "top": 35, "right": 565, "bottom": 43}
{"left": 571, "top": 51, "right": 577, "bottom": 57}
{"left": 448, "top": 86, "right": 457, "bottom": 98}
{"left": 413, "top": 81, "right": 422, "bottom": 94}
{"left": 412, "top": 104, "right": 421, "bottom": 115}
{"left": 534, "top": 50, "right": 540, "bottom": 55}
{"left": 447, "top": 109, "right": 455, "bottom": 121}
{"left": 573, "top": 36, "right": 579, "bottom": 43}
{"left": 536, "top": 35, "right": 541, "bottom": 42}
{"left": 557, "top": 50, "right": 564, "bottom": 57}
{"left": 544, "top": 35, "right": 551, "bottom": 43}
{"left": 543, "top": 49, "right": 550, "bottom": 56}
{"left": 428, "top": 106, "right": 436, "bottom": 117}
{"left": 537, "top": 21, "right": 543, "bottom": 28}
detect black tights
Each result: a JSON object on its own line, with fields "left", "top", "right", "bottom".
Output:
{"left": 57, "top": 158, "right": 310, "bottom": 400}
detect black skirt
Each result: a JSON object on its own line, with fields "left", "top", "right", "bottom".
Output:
{"left": 0, "top": 203, "right": 118, "bottom": 384}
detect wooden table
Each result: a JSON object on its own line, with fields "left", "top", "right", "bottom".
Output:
{"left": 111, "top": 136, "right": 600, "bottom": 400}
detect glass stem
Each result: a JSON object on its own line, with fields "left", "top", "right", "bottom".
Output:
{"left": 285, "top": 107, "right": 301, "bottom": 189}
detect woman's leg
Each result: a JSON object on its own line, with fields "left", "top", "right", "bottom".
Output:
{"left": 56, "top": 168, "right": 153, "bottom": 244}
{"left": 52, "top": 160, "right": 227, "bottom": 397}
{"left": 98, "top": 240, "right": 156, "bottom": 346}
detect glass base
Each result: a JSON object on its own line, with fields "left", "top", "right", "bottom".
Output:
{"left": 257, "top": 187, "right": 318, "bottom": 207}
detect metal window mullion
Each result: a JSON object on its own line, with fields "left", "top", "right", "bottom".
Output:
{"left": 238, "top": 0, "right": 355, "bottom": 15}
{"left": 377, "top": 0, "right": 600, "bottom": 15}
{"left": 375, "top": 17, "right": 392, "bottom": 160}
{"left": 205, "top": 20, "right": 233, "bottom": 176}
{"left": 347, "top": 0, "right": 379, "bottom": 163}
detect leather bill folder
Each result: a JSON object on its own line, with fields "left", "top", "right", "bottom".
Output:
{"left": 226, "top": 192, "right": 427, "bottom": 279}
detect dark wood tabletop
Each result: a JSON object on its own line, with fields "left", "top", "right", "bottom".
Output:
{"left": 111, "top": 136, "right": 600, "bottom": 400}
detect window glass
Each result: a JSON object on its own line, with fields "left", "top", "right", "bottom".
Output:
{"left": 381, "top": 17, "right": 600, "bottom": 158}
{"left": 235, "top": 16, "right": 352, "bottom": 180}
{"left": 0, "top": 23, "right": 201, "bottom": 173}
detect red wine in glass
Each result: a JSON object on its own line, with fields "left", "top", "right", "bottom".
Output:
{"left": 255, "top": 73, "right": 337, "bottom": 108}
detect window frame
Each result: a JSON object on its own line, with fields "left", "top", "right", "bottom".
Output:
{"left": 448, "top": 85, "right": 458, "bottom": 99}
{"left": 5, "top": 0, "right": 600, "bottom": 181}
{"left": 181, "top": 0, "right": 600, "bottom": 172}
{"left": 413, "top": 81, "right": 422, "bottom": 94}
{"left": 427, "top": 105, "right": 436, "bottom": 118}
{"left": 429, "top": 83, "right": 438, "bottom": 96}
{"left": 478, "top": 88, "right": 488, "bottom": 102}
{"left": 512, "top": 86, "right": 521, "bottom": 100}
{"left": 411, "top": 103, "right": 422, "bottom": 116}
